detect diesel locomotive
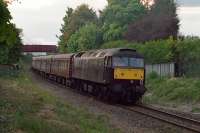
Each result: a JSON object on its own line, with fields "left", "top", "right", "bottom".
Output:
{"left": 32, "top": 48, "right": 146, "bottom": 103}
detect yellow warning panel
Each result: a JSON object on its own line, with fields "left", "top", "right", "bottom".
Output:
{"left": 114, "top": 68, "right": 144, "bottom": 80}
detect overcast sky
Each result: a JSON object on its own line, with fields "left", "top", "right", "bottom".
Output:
{"left": 8, "top": 0, "right": 200, "bottom": 45}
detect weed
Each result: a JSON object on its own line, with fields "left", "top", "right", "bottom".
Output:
{"left": 192, "top": 107, "right": 200, "bottom": 113}
{"left": 0, "top": 67, "right": 119, "bottom": 133}
{"left": 145, "top": 77, "right": 200, "bottom": 105}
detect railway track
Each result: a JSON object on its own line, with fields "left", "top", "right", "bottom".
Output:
{"left": 121, "top": 104, "right": 200, "bottom": 133}
{"left": 33, "top": 72, "right": 200, "bottom": 132}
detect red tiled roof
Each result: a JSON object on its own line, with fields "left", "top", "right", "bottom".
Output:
{"left": 23, "top": 45, "right": 57, "bottom": 52}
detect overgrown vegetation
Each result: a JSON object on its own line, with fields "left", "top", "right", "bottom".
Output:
{"left": 144, "top": 73, "right": 200, "bottom": 105}
{"left": 0, "top": 65, "right": 119, "bottom": 133}
{"left": 0, "top": 0, "right": 22, "bottom": 64}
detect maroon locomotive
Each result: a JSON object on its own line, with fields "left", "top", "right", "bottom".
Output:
{"left": 32, "top": 48, "right": 146, "bottom": 103}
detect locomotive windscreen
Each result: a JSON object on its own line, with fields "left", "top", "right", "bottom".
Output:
{"left": 113, "top": 57, "right": 144, "bottom": 68}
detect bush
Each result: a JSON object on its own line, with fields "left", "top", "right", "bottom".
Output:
{"left": 147, "top": 72, "right": 159, "bottom": 79}
{"left": 101, "top": 38, "right": 175, "bottom": 64}
{"left": 101, "top": 37, "right": 200, "bottom": 64}
{"left": 0, "top": 65, "right": 20, "bottom": 78}
{"left": 145, "top": 77, "right": 200, "bottom": 104}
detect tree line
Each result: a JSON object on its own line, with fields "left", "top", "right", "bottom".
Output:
{"left": 58, "top": 0, "right": 179, "bottom": 53}
{"left": 0, "top": 0, "right": 22, "bottom": 64}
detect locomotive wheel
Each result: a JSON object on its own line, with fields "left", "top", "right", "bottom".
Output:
{"left": 97, "top": 87, "right": 104, "bottom": 100}
{"left": 105, "top": 89, "right": 112, "bottom": 103}
{"left": 93, "top": 85, "right": 100, "bottom": 97}
{"left": 82, "top": 83, "right": 88, "bottom": 93}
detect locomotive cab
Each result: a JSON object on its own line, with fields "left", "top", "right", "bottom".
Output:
{"left": 113, "top": 57, "right": 145, "bottom": 81}
{"left": 104, "top": 49, "right": 146, "bottom": 102}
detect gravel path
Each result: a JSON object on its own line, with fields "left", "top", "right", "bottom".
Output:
{"left": 31, "top": 72, "right": 194, "bottom": 133}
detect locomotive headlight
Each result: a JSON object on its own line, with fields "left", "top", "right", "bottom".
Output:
{"left": 130, "top": 80, "right": 134, "bottom": 84}
{"left": 140, "top": 80, "right": 144, "bottom": 85}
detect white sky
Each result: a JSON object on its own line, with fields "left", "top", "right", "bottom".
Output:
{"left": 8, "top": 0, "right": 200, "bottom": 45}
{"left": 178, "top": 6, "right": 200, "bottom": 37}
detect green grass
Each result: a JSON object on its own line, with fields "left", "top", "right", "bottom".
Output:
{"left": 0, "top": 67, "right": 119, "bottom": 133}
{"left": 144, "top": 75, "right": 200, "bottom": 105}
{"left": 192, "top": 107, "right": 200, "bottom": 113}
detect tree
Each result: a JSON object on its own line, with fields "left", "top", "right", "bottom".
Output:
{"left": 67, "top": 23, "right": 102, "bottom": 52}
{"left": 58, "top": 4, "right": 98, "bottom": 52}
{"left": 102, "top": 23, "right": 123, "bottom": 42}
{"left": 58, "top": 7, "right": 73, "bottom": 52}
{"left": 125, "top": 0, "right": 179, "bottom": 42}
{"left": 100, "top": 0, "right": 147, "bottom": 42}
{"left": 0, "top": 0, "right": 22, "bottom": 64}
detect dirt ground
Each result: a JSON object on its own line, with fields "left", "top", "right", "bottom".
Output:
{"left": 30, "top": 72, "right": 195, "bottom": 133}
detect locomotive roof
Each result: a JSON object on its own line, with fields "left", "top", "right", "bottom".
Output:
{"left": 79, "top": 48, "right": 143, "bottom": 58}
{"left": 32, "top": 55, "right": 53, "bottom": 60}
{"left": 32, "top": 48, "right": 143, "bottom": 60}
{"left": 32, "top": 54, "right": 74, "bottom": 60}
{"left": 53, "top": 54, "right": 74, "bottom": 59}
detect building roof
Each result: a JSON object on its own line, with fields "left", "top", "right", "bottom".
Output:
{"left": 23, "top": 45, "right": 57, "bottom": 53}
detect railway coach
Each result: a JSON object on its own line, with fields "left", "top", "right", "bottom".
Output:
{"left": 32, "top": 54, "right": 74, "bottom": 85}
{"left": 32, "top": 48, "right": 146, "bottom": 103}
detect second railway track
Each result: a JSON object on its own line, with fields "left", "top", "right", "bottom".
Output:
{"left": 121, "top": 104, "right": 200, "bottom": 133}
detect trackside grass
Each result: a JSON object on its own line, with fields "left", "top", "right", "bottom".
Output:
{"left": 0, "top": 68, "right": 120, "bottom": 133}
{"left": 144, "top": 75, "right": 200, "bottom": 112}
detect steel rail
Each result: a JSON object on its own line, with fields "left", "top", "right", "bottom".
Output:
{"left": 121, "top": 105, "right": 200, "bottom": 133}
{"left": 32, "top": 72, "right": 200, "bottom": 132}
{"left": 138, "top": 104, "right": 200, "bottom": 125}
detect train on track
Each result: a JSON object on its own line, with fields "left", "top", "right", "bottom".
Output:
{"left": 32, "top": 48, "right": 146, "bottom": 103}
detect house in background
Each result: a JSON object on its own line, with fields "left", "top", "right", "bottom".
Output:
{"left": 22, "top": 45, "right": 57, "bottom": 56}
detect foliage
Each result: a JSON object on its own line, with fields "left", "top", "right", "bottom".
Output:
{"left": 58, "top": 5, "right": 98, "bottom": 52}
{"left": 0, "top": 63, "right": 119, "bottom": 133}
{"left": 0, "top": 0, "right": 22, "bottom": 64}
{"left": 176, "top": 37, "right": 200, "bottom": 77}
{"left": 58, "top": 1, "right": 148, "bottom": 52}
{"left": 0, "top": 65, "right": 19, "bottom": 77}
{"left": 0, "top": 0, "right": 11, "bottom": 25}
{"left": 101, "top": 38, "right": 175, "bottom": 64}
{"left": 102, "top": 23, "right": 124, "bottom": 42}
{"left": 177, "top": 37, "right": 200, "bottom": 63}
{"left": 125, "top": 0, "right": 179, "bottom": 42}
{"left": 100, "top": 0, "right": 146, "bottom": 42}
{"left": 145, "top": 77, "right": 200, "bottom": 104}
{"left": 67, "top": 23, "right": 102, "bottom": 52}
{"left": 147, "top": 72, "right": 159, "bottom": 79}
{"left": 101, "top": 37, "right": 200, "bottom": 77}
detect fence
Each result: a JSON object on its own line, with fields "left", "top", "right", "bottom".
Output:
{"left": 145, "top": 63, "right": 175, "bottom": 77}
{"left": 180, "top": 61, "right": 200, "bottom": 77}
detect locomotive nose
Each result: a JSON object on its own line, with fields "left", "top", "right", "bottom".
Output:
{"left": 114, "top": 68, "right": 144, "bottom": 80}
